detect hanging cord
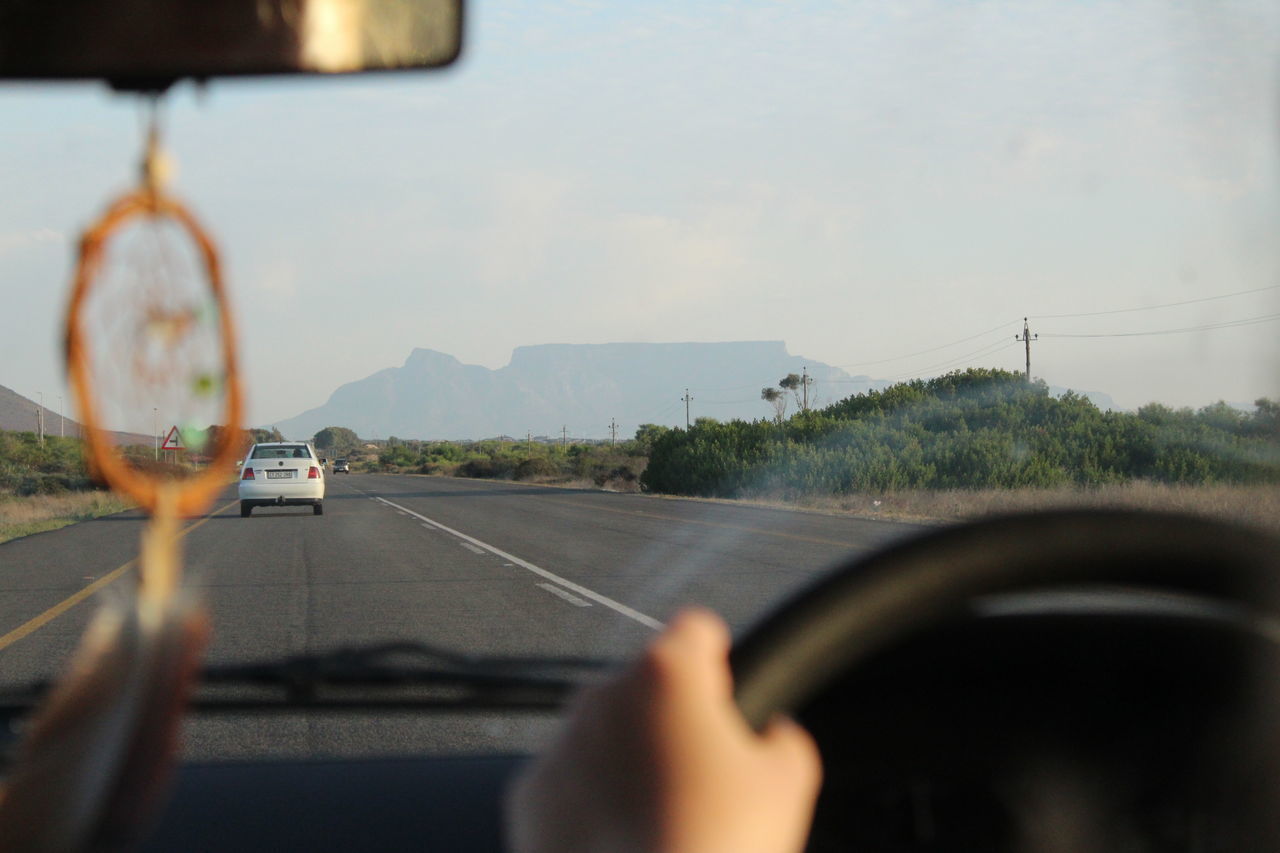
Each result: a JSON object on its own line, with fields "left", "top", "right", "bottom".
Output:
{"left": 139, "top": 95, "right": 174, "bottom": 196}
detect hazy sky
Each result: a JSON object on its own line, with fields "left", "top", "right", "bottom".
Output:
{"left": 1, "top": 0, "right": 1278, "bottom": 436}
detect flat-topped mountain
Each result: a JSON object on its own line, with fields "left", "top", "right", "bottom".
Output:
{"left": 270, "top": 341, "right": 881, "bottom": 441}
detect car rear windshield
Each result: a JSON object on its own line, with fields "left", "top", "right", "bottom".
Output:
{"left": 251, "top": 445, "right": 312, "bottom": 460}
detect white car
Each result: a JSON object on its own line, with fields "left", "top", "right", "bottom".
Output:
{"left": 238, "top": 442, "right": 326, "bottom": 517}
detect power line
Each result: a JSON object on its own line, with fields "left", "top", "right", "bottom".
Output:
{"left": 643, "top": 400, "right": 683, "bottom": 424}
{"left": 1036, "top": 283, "right": 1280, "bottom": 320}
{"left": 688, "top": 383, "right": 763, "bottom": 394}
{"left": 902, "top": 340, "right": 1016, "bottom": 378}
{"left": 1041, "top": 312, "right": 1280, "bottom": 339}
{"left": 883, "top": 339, "right": 1016, "bottom": 381}
{"left": 835, "top": 319, "right": 1018, "bottom": 372}
{"left": 594, "top": 295, "right": 1277, "bottom": 425}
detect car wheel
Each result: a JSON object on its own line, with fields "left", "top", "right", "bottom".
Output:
{"left": 314, "top": 502, "right": 324, "bottom": 516}
{"left": 240, "top": 502, "right": 252, "bottom": 518}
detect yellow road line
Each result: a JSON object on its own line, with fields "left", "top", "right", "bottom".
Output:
{"left": 538, "top": 497, "right": 863, "bottom": 549}
{"left": 0, "top": 499, "right": 237, "bottom": 652}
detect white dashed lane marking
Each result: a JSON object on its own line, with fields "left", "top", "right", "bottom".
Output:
{"left": 538, "top": 583, "right": 591, "bottom": 607}
{"left": 374, "top": 496, "right": 662, "bottom": 631}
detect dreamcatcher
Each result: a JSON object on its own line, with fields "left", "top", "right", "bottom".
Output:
{"left": 0, "top": 101, "right": 243, "bottom": 851}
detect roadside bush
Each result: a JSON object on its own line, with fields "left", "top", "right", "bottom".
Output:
{"left": 0, "top": 432, "right": 100, "bottom": 496}
{"left": 457, "top": 456, "right": 517, "bottom": 479}
{"left": 425, "top": 442, "right": 467, "bottom": 462}
{"left": 379, "top": 444, "right": 418, "bottom": 469}
{"left": 642, "top": 369, "right": 1280, "bottom": 498}
{"left": 14, "top": 472, "right": 93, "bottom": 496}
{"left": 593, "top": 465, "right": 637, "bottom": 488}
{"left": 514, "top": 457, "right": 560, "bottom": 480}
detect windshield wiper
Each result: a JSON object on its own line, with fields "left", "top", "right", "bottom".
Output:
{"left": 196, "top": 641, "right": 613, "bottom": 711}
{"left": 0, "top": 642, "right": 615, "bottom": 716}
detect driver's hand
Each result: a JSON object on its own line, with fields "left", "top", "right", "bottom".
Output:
{"left": 505, "top": 608, "right": 822, "bottom": 853}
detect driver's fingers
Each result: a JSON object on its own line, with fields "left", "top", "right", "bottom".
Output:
{"left": 759, "top": 715, "right": 823, "bottom": 792}
{"left": 647, "top": 608, "right": 733, "bottom": 703}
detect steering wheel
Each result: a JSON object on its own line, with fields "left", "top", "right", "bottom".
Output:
{"left": 730, "top": 509, "right": 1280, "bottom": 851}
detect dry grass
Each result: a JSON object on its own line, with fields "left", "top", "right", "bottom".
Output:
{"left": 750, "top": 482, "right": 1280, "bottom": 533}
{"left": 0, "top": 491, "right": 134, "bottom": 544}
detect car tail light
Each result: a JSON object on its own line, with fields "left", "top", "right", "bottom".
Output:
{"left": 241, "top": 467, "right": 254, "bottom": 480}
{"left": 308, "top": 466, "right": 320, "bottom": 479}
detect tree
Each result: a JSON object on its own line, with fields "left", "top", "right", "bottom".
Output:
{"left": 779, "top": 373, "right": 813, "bottom": 412}
{"left": 313, "top": 426, "right": 360, "bottom": 455}
{"left": 761, "top": 387, "right": 787, "bottom": 424}
{"left": 204, "top": 424, "right": 255, "bottom": 459}
{"left": 1252, "top": 398, "right": 1280, "bottom": 438}
{"left": 250, "top": 427, "right": 284, "bottom": 444}
{"left": 633, "top": 424, "right": 672, "bottom": 455}
{"left": 314, "top": 425, "right": 360, "bottom": 450}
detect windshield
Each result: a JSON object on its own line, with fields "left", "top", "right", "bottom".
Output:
{"left": 250, "top": 444, "right": 313, "bottom": 459}
{"left": 1, "top": 2, "right": 1277, "bottom": 764}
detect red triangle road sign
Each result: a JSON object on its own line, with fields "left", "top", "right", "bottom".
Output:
{"left": 161, "top": 426, "right": 185, "bottom": 450}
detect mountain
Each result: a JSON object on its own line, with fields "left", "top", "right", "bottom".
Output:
{"left": 270, "top": 341, "right": 885, "bottom": 441}
{"left": 0, "top": 384, "right": 77, "bottom": 437}
{"left": 0, "top": 384, "right": 151, "bottom": 445}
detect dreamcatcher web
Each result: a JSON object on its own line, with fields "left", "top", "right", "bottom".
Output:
{"left": 64, "top": 100, "right": 243, "bottom": 518}
{"left": 80, "top": 212, "right": 226, "bottom": 463}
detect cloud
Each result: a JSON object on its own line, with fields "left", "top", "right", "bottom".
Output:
{"left": 1004, "top": 129, "right": 1064, "bottom": 167}
{"left": 0, "top": 228, "right": 63, "bottom": 257}
{"left": 253, "top": 258, "right": 301, "bottom": 298}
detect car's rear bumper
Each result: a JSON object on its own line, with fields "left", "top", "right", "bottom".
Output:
{"left": 239, "top": 481, "right": 325, "bottom": 502}
{"left": 240, "top": 496, "right": 323, "bottom": 508}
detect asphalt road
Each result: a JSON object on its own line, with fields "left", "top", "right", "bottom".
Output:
{"left": 0, "top": 474, "right": 921, "bottom": 760}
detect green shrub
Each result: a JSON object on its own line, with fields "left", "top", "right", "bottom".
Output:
{"left": 457, "top": 456, "right": 517, "bottom": 479}
{"left": 642, "top": 369, "right": 1280, "bottom": 498}
{"left": 514, "top": 457, "right": 560, "bottom": 480}
{"left": 0, "top": 433, "right": 99, "bottom": 496}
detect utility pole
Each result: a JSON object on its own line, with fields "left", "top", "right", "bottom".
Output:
{"left": 681, "top": 388, "right": 693, "bottom": 430}
{"left": 1015, "top": 318, "right": 1038, "bottom": 381}
{"left": 561, "top": 425, "right": 568, "bottom": 449}
{"left": 609, "top": 418, "right": 618, "bottom": 448}
{"left": 37, "top": 392, "right": 44, "bottom": 445}
{"left": 801, "top": 366, "right": 814, "bottom": 412}
{"left": 527, "top": 431, "right": 532, "bottom": 448}
{"left": 58, "top": 395, "right": 64, "bottom": 437}
{"left": 154, "top": 407, "right": 159, "bottom": 460}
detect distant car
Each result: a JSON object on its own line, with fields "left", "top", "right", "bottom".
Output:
{"left": 238, "top": 442, "right": 325, "bottom": 517}
{"left": 333, "top": 459, "right": 350, "bottom": 473}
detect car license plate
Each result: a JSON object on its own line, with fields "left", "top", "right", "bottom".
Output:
{"left": 266, "top": 470, "right": 293, "bottom": 479}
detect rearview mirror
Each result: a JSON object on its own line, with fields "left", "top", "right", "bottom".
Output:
{"left": 0, "top": 0, "right": 462, "bottom": 90}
